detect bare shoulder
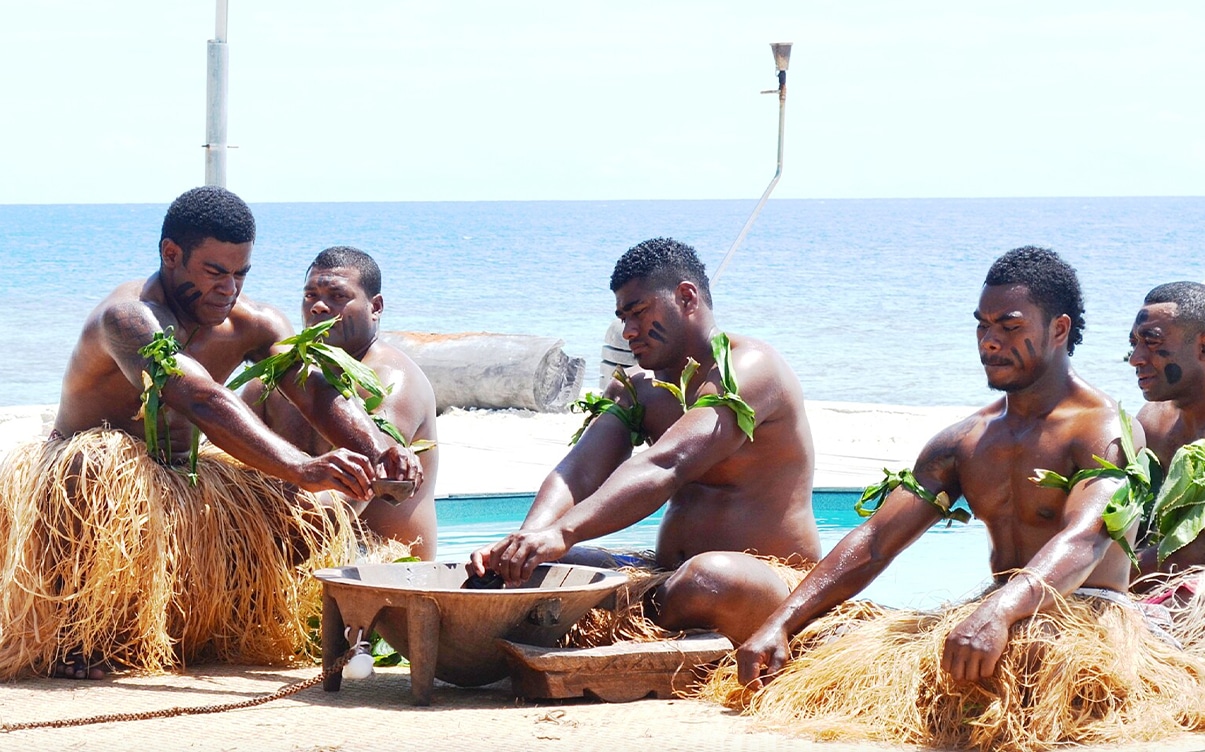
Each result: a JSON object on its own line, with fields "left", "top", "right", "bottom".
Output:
{"left": 723, "top": 332, "right": 803, "bottom": 397}
{"left": 1060, "top": 380, "right": 1123, "bottom": 465}
{"left": 227, "top": 296, "right": 292, "bottom": 342}
{"left": 918, "top": 402, "right": 994, "bottom": 466}
{"left": 1136, "top": 400, "right": 1180, "bottom": 440}
{"left": 368, "top": 340, "right": 436, "bottom": 402}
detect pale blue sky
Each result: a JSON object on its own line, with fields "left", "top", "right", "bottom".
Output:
{"left": 2, "top": 1, "right": 1202, "bottom": 204}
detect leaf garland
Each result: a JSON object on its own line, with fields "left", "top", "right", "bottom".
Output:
{"left": 227, "top": 317, "right": 432, "bottom": 454}
{"left": 569, "top": 367, "right": 647, "bottom": 447}
{"left": 1145, "top": 440, "right": 1205, "bottom": 564}
{"left": 135, "top": 328, "right": 200, "bottom": 485}
{"left": 653, "top": 332, "right": 757, "bottom": 442}
{"left": 1029, "top": 407, "right": 1160, "bottom": 568}
{"left": 855, "top": 467, "right": 972, "bottom": 525}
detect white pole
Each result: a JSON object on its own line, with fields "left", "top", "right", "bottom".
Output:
{"left": 711, "top": 43, "right": 793, "bottom": 285}
{"left": 204, "top": 0, "right": 230, "bottom": 187}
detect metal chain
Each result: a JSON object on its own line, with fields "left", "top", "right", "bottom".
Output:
{"left": 1, "top": 650, "right": 354, "bottom": 733}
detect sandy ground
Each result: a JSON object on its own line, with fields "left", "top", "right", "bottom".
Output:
{"left": 7, "top": 401, "right": 1205, "bottom": 751}
{"left": 3, "top": 663, "right": 1205, "bottom": 752}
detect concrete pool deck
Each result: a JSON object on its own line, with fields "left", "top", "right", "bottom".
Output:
{"left": 7, "top": 400, "right": 1205, "bottom": 751}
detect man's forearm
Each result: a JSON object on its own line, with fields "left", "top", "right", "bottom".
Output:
{"left": 282, "top": 374, "right": 391, "bottom": 462}
{"left": 553, "top": 457, "right": 680, "bottom": 546}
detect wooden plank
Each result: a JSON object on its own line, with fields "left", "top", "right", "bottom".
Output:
{"left": 498, "top": 633, "right": 733, "bottom": 702}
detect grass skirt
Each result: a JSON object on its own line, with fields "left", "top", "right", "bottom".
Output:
{"left": 697, "top": 591, "right": 1205, "bottom": 751}
{"left": 565, "top": 555, "right": 812, "bottom": 647}
{"left": 0, "top": 429, "right": 356, "bottom": 678}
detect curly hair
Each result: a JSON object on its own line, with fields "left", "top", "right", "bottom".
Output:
{"left": 609, "top": 237, "right": 712, "bottom": 307}
{"left": 160, "top": 186, "right": 256, "bottom": 264}
{"left": 308, "top": 246, "right": 382, "bottom": 298}
{"left": 984, "top": 246, "right": 1085, "bottom": 355}
{"left": 1144, "top": 281, "right": 1205, "bottom": 335}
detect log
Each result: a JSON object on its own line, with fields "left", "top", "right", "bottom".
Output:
{"left": 381, "top": 332, "right": 585, "bottom": 413}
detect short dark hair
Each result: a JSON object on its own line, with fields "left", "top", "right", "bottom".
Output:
{"left": 1145, "top": 281, "right": 1205, "bottom": 335}
{"left": 160, "top": 186, "right": 256, "bottom": 264}
{"left": 984, "top": 245, "right": 1085, "bottom": 355}
{"left": 308, "top": 246, "right": 382, "bottom": 297}
{"left": 609, "top": 237, "right": 712, "bottom": 307}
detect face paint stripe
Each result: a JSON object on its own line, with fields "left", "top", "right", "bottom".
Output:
{"left": 648, "top": 321, "right": 668, "bottom": 343}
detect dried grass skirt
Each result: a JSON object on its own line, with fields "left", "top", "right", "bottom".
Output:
{"left": 0, "top": 429, "right": 356, "bottom": 678}
{"left": 697, "top": 591, "right": 1205, "bottom": 751}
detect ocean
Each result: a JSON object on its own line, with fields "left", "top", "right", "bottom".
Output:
{"left": 2, "top": 197, "right": 1203, "bottom": 410}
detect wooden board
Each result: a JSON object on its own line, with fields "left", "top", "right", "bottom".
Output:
{"left": 497, "top": 633, "right": 733, "bottom": 702}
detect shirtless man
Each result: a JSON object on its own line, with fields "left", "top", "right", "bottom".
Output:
{"left": 470, "top": 237, "right": 820, "bottom": 642}
{"left": 55, "top": 187, "right": 420, "bottom": 493}
{"left": 244, "top": 246, "right": 439, "bottom": 558}
{"left": 1128, "top": 282, "right": 1205, "bottom": 576}
{"left": 738, "top": 246, "right": 1136, "bottom": 687}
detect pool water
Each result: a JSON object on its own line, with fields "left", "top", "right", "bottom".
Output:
{"left": 435, "top": 489, "right": 992, "bottom": 610}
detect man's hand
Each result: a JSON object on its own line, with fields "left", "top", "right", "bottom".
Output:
{"left": 376, "top": 444, "right": 424, "bottom": 487}
{"left": 486, "top": 527, "right": 571, "bottom": 586}
{"left": 736, "top": 623, "right": 792, "bottom": 689}
{"left": 941, "top": 602, "right": 1010, "bottom": 682}
{"left": 295, "top": 448, "right": 376, "bottom": 501}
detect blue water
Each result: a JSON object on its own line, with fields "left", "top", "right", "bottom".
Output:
{"left": 3, "top": 197, "right": 1204, "bottom": 409}
{"left": 437, "top": 490, "right": 990, "bottom": 610}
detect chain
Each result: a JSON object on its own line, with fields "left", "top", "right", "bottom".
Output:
{"left": 1, "top": 650, "right": 355, "bottom": 733}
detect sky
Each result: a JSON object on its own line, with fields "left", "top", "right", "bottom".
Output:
{"left": 1, "top": 1, "right": 1203, "bottom": 204}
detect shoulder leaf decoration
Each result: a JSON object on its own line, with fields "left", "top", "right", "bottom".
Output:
{"left": 135, "top": 328, "right": 200, "bottom": 485}
{"left": 569, "top": 367, "right": 647, "bottom": 447}
{"left": 1146, "top": 440, "right": 1205, "bottom": 564}
{"left": 856, "top": 468, "right": 971, "bottom": 525}
{"left": 653, "top": 332, "right": 757, "bottom": 442}
{"left": 1028, "top": 407, "right": 1160, "bottom": 568}
{"left": 227, "top": 317, "right": 432, "bottom": 454}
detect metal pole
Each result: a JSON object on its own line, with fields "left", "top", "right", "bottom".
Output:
{"left": 204, "top": 0, "right": 230, "bottom": 187}
{"left": 711, "top": 42, "right": 792, "bottom": 285}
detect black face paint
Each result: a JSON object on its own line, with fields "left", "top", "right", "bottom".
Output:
{"left": 1024, "top": 339, "right": 1037, "bottom": 359}
{"left": 647, "top": 321, "right": 668, "bottom": 343}
{"left": 1157, "top": 349, "right": 1172, "bottom": 357}
{"left": 174, "top": 282, "right": 202, "bottom": 307}
{"left": 1166, "top": 363, "right": 1183, "bottom": 384}
{"left": 1011, "top": 347, "right": 1024, "bottom": 364}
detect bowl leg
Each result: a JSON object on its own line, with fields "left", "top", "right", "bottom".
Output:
{"left": 407, "top": 595, "right": 440, "bottom": 706}
{"left": 321, "top": 587, "right": 349, "bottom": 692}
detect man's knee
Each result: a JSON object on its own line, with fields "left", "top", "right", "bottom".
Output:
{"left": 659, "top": 552, "right": 790, "bottom": 627}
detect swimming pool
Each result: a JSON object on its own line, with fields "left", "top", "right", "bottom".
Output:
{"left": 435, "top": 489, "right": 991, "bottom": 610}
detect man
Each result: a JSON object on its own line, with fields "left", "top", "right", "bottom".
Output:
{"left": 1128, "top": 281, "right": 1205, "bottom": 576}
{"left": 1, "top": 186, "right": 420, "bottom": 680}
{"left": 470, "top": 237, "right": 821, "bottom": 643}
{"left": 245, "top": 246, "right": 439, "bottom": 558}
{"left": 737, "top": 246, "right": 1134, "bottom": 687}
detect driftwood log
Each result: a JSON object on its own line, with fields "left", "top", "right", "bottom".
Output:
{"left": 382, "top": 331, "right": 585, "bottom": 413}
